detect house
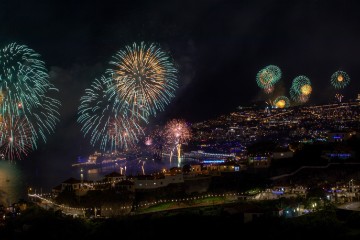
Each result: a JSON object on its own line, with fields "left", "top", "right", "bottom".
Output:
{"left": 103, "top": 171, "right": 126, "bottom": 184}
{"left": 206, "top": 162, "right": 241, "bottom": 173}
{"left": 60, "top": 177, "right": 94, "bottom": 196}
{"left": 52, "top": 184, "right": 62, "bottom": 196}
{"left": 248, "top": 154, "right": 271, "bottom": 168}
{"left": 115, "top": 180, "right": 135, "bottom": 193}
{"left": 134, "top": 173, "right": 184, "bottom": 190}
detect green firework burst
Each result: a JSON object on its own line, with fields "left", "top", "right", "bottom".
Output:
{"left": 256, "top": 65, "right": 281, "bottom": 89}
{"left": 273, "top": 96, "right": 290, "bottom": 108}
{"left": 0, "top": 43, "right": 61, "bottom": 160}
{"left": 77, "top": 75, "right": 144, "bottom": 151}
{"left": 331, "top": 70, "right": 350, "bottom": 89}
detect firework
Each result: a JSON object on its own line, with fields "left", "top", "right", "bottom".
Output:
{"left": 78, "top": 75, "right": 144, "bottom": 151}
{"left": 164, "top": 119, "right": 191, "bottom": 165}
{"left": 106, "top": 42, "right": 178, "bottom": 120}
{"left": 300, "top": 84, "right": 312, "bottom": 95}
{"left": 164, "top": 119, "right": 191, "bottom": 145}
{"left": 0, "top": 91, "right": 4, "bottom": 105}
{"left": 144, "top": 136, "right": 152, "bottom": 146}
{"left": 256, "top": 65, "right": 281, "bottom": 89}
{"left": 0, "top": 43, "right": 61, "bottom": 160}
{"left": 107, "top": 115, "right": 143, "bottom": 150}
{"left": 264, "top": 85, "right": 274, "bottom": 94}
{"left": 0, "top": 116, "right": 32, "bottom": 160}
{"left": 142, "top": 126, "right": 165, "bottom": 160}
{"left": 274, "top": 96, "right": 290, "bottom": 108}
{"left": 331, "top": 70, "right": 350, "bottom": 89}
{"left": 335, "top": 93, "right": 343, "bottom": 103}
{"left": 290, "top": 75, "right": 312, "bottom": 103}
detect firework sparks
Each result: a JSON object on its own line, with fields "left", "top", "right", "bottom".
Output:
{"left": 107, "top": 42, "right": 178, "bottom": 120}
{"left": 256, "top": 65, "right": 281, "bottom": 89}
{"left": 0, "top": 43, "right": 61, "bottom": 160}
{"left": 290, "top": 75, "right": 312, "bottom": 103}
{"left": 0, "top": 116, "right": 32, "bottom": 160}
{"left": 274, "top": 96, "right": 290, "bottom": 108}
{"left": 78, "top": 75, "right": 145, "bottom": 152}
{"left": 164, "top": 119, "right": 191, "bottom": 166}
{"left": 331, "top": 70, "right": 350, "bottom": 89}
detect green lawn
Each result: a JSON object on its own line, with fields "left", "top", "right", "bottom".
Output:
{"left": 135, "top": 196, "right": 226, "bottom": 214}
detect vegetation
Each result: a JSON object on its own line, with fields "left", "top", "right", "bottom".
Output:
{"left": 2, "top": 203, "right": 360, "bottom": 239}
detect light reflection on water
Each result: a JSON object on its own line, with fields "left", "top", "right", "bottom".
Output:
{"left": 78, "top": 157, "right": 195, "bottom": 182}
{"left": 0, "top": 156, "right": 198, "bottom": 206}
{"left": 0, "top": 161, "right": 26, "bottom": 206}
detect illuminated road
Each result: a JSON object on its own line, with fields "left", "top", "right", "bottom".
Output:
{"left": 337, "top": 202, "right": 360, "bottom": 211}
{"left": 270, "top": 162, "right": 360, "bottom": 181}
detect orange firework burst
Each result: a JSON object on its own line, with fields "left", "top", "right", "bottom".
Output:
{"left": 300, "top": 84, "right": 312, "bottom": 96}
{"left": 107, "top": 42, "right": 178, "bottom": 119}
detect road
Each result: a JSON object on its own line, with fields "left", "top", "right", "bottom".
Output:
{"left": 337, "top": 201, "right": 360, "bottom": 211}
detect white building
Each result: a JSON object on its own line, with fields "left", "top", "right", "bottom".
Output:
{"left": 134, "top": 173, "right": 184, "bottom": 190}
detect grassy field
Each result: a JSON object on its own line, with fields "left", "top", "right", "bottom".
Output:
{"left": 135, "top": 196, "right": 226, "bottom": 214}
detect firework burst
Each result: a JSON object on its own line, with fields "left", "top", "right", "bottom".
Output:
{"left": 78, "top": 75, "right": 144, "bottom": 151}
{"left": 164, "top": 119, "right": 191, "bottom": 165}
{"left": 331, "top": 70, "right": 350, "bottom": 89}
{"left": 107, "top": 42, "right": 178, "bottom": 120}
{"left": 256, "top": 65, "right": 281, "bottom": 89}
{"left": 0, "top": 43, "right": 61, "bottom": 160}
{"left": 107, "top": 115, "right": 143, "bottom": 150}
{"left": 274, "top": 96, "right": 290, "bottom": 108}
{"left": 290, "top": 75, "right": 312, "bottom": 103}
{"left": 0, "top": 116, "right": 32, "bottom": 160}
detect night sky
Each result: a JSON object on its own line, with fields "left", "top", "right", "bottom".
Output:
{"left": 1, "top": 0, "right": 360, "bottom": 184}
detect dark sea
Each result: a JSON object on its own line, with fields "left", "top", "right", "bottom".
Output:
{"left": 0, "top": 155, "right": 192, "bottom": 206}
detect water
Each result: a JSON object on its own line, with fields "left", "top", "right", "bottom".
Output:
{"left": 0, "top": 156, "right": 197, "bottom": 206}
{"left": 76, "top": 156, "right": 193, "bottom": 181}
{"left": 0, "top": 161, "right": 26, "bottom": 206}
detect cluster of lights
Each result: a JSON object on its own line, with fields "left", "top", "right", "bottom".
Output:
{"left": 28, "top": 192, "right": 243, "bottom": 215}
{"left": 30, "top": 184, "right": 353, "bottom": 218}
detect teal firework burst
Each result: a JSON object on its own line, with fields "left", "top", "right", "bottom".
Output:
{"left": 331, "top": 70, "right": 350, "bottom": 89}
{"left": 290, "top": 75, "right": 312, "bottom": 103}
{"left": 0, "top": 43, "right": 61, "bottom": 160}
{"left": 77, "top": 76, "right": 144, "bottom": 151}
{"left": 256, "top": 65, "right": 281, "bottom": 89}
{"left": 106, "top": 42, "right": 178, "bottom": 120}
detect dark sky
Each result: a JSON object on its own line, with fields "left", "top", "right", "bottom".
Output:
{"left": 1, "top": 0, "right": 360, "bottom": 177}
